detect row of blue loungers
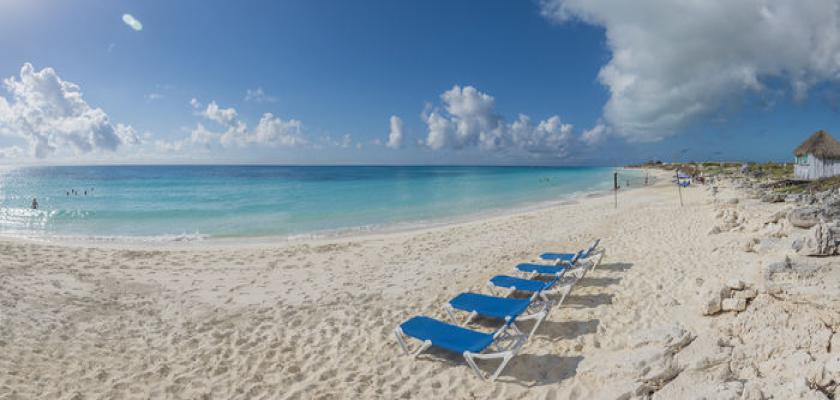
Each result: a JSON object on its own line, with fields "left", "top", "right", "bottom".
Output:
{"left": 394, "top": 240, "right": 604, "bottom": 381}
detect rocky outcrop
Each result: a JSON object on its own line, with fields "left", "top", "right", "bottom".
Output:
{"left": 796, "top": 221, "right": 840, "bottom": 256}
{"left": 711, "top": 209, "right": 746, "bottom": 234}
{"left": 701, "top": 280, "right": 757, "bottom": 316}
{"left": 575, "top": 325, "right": 695, "bottom": 399}
{"left": 760, "top": 192, "right": 785, "bottom": 203}
{"left": 789, "top": 207, "right": 821, "bottom": 229}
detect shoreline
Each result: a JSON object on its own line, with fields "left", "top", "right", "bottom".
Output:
{"left": 1, "top": 169, "right": 653, "bottom": 250}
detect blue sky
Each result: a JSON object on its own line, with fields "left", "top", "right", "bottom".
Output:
{"left": 1, "top": 1, "right": 840, "bottom": 165}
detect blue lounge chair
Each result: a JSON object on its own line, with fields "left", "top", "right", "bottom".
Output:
{"left": 445, "top": 292, "right": 551, "bottom": 338}
{"left": 522, "top": 252, "right": 605, "bottom": 283}
{"left": 540, "top": 239, "right": 601, "bottom": 264}
{"left": 487, "top": 274, "right": 573, "bottom": 309}
{"left": 515, "top": 262, "right": 568, "bottom": 276}
{"left": 394, "top": 316, "right": 525, "bottom": 381}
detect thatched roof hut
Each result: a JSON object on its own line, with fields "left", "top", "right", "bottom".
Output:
{"left": 793, "top": 130, "right": 840, "bottom": 159}
{"left": 793, "top": 130, "right": 840, "bottom": 180}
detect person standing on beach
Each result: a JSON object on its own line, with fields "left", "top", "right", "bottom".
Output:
{"left": 31, "top": 198, "right": 38, "bottom": 209}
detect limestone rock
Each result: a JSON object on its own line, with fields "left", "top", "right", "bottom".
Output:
{"left": 726, "top": 279, "right": 745, "bottom": 290}
{"left": 734, "top": 288, "right": 758, "bottom": 300}
{"left": 721, "top": 298, "right": 747, "bottom": 312}
{"left": 700, "top": 285, "right": 726, "bottom": 315}
{"left": 789, "top": 207, "right": 821, "bottom": 229}
{"left": 797, "top": 221, "right": 840, "bottom": 256}
{"left": 761, "top": 192, "right": 785, "bottom": 203}
{"left": 767, "top": 208, "right": 790, "bottom": 224}
{"left": 744, "top": 238, "right": 759, "bottom": 253}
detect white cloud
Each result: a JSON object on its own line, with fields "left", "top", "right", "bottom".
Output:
{"left": 510, "top": 114, "right": 574, "bottom": 155}
{"left": 387, "top": 115, "right": 404, "bottom": 149}
{"left": 422, "top": 109, "right": 452, "bottom": 150}
{"left": 251, "top": 113, "right": 306, "bottom": 147}
{"left": 189, "top": 123, "right": 218, "bottom": 147}
{"left": 0, "top": 63, "right": 138, "bottom": 159}
{"left": 203, "top": 101, "right": 237, "bottom": 125}
{"left": 339, "top": 133, "right": 352, "bottom": 148}
{"left": 581, "top": 123, "right": 609, "bottom": 146}
{"left": 153, "top": 124, "right": 218, "bottom": 154}
{"left": 122, "top": 14, "right": 143, "bottom": 31}
{"left": 245, "top": 87, "right": 276, "bottom": 103}
{"left": 191, "top": 99, "right": 307, "bottom": 148}
{"left": 422, "top": 85, "right": 574, "bottom": 156}
{"left": 540, "top": 0, "right": 840, "bottom": 142}
{"left": 0, "top": 146, "right": 23, "bottom": 159}
{"left": 145, "top": 93, "right": 164, "bottom": 102}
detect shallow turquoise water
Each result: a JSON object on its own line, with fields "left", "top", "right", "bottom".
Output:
{"left": 0, "top": 165, "right": 640, "bottom": 241}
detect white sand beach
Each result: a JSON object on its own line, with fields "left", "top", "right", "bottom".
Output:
{"left": 1, "top": 170, "right": 839, "bottom": 399}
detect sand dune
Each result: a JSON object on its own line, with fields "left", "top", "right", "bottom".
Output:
{"left": 1, "top": 171, "right": 838, "bottom": 399}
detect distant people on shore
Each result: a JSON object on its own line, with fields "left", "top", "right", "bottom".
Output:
{"left": 31, "top": 198, "right": 38, "bottom": 209}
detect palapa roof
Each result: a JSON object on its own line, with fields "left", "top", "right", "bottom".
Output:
{"left": 793, "top": 130, "right": 840, "bottom": 159}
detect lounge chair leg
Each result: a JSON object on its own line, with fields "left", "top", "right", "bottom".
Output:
{"left": 591, "top": 252, "right": 605, "bottom": 273}
{"left": 395, "top": 328, "right": 432, "bottom": 357}
{"left": 528, "top": 310, "right": 546, "bottom": 339}
{"left": 490, "top": 353, "right": 513, "bottom": 381}
{"left": 445, "top": 306, "right": 458, "bottom": 324}
{"left": 413, "top": 340, "right": 432, "bottom": 358}
{"left": 463, "top": 351, "right": 514, "bottom": 381}
{"left": 463, "top": 310, "right": 477, "bottom": 326}
{"left": 394, "top": 328, "right": 410, "bottom": 355}
{"left": 463, "top": 351, "right": 486, "bottom": 380}
{"left": 463, "top": 334, "right": 525, "bottom": 381}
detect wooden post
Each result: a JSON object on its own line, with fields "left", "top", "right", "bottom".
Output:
{"left": 613, "top": 171, "right": 618, "bottom": 209}
{"left": 676, "top": 171, "right": 684, "bottom": 207}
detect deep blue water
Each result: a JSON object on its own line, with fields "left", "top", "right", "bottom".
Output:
{"left": 0, "top": 165, "right": 629, "bottom": 241}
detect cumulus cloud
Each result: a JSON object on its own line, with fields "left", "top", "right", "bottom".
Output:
{"left": 422, "top": 85, "right": 574, "bottom": 156}
{"left": 251, "top": 113, "right": 306, "bottom": 147}
{"left": 0, "top": 63, "right": 138, "bottom": 158}
{"left": 0, "top": 146, "right": 23, "bottom": 159}
{"left": 202, "top": 101, "right": 237, "bottom": 125}
{"left": 122, "top": 14, "right": 143, "bottom": 31}
{"left": 540, "top": 0, "right": 840, "bottom": 142}
{"left": 245, "top": 87, "right": 276, "bottom": 103}
{"left": 189, "top": 123, "right": 218, "bottom": 147}
{"left": 191, "top": 99, "right": 306, "bottom": 148}
{"left": 509, "top": 114, "right": 574, "bottom": 155}
{"left": 581, "top": 123, "right": 609, "bottom": 146}
{"left": 387, "top": 115, "right": 404, "bottom": 149}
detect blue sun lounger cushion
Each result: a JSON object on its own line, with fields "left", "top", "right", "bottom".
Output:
{"left": 515, "top": 263, "right": 566, "bottom": 276}
{"left": 394, "top": 316, "right": 525, "bottom": 381}
{"left": 449, "top": 293, "right": 530, "bottom": 321}
{"left": 489, "top": 275, "right": 555, "bottom": 294}
{"left": 399, "top": 316, "right": 495, "bottom": 353}
{"left": 447, "top": 292, "right": 550, "bottom": 338}
{"left": 540, "top": 239, "right": 601, "bottom": 263}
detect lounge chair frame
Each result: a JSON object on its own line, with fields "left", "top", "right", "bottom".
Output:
{"left": 394, "top": 318, "right": 526, "bottom": 381}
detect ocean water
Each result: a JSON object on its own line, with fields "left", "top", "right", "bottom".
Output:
{"left": 0, "top": 165, "right": 642, "bottom": 242}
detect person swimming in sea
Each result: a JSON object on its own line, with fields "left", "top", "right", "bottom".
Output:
{"left": 31, "top": 198, "right": 38, "bottom": 210}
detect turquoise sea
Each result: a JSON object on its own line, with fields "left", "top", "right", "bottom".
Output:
{"left": 0, "top": 165, "right": 643, "bottom": 242}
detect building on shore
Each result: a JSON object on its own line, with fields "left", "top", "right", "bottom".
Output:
{"left": 793, "top": 130, "right": 840, "bottom": 180}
